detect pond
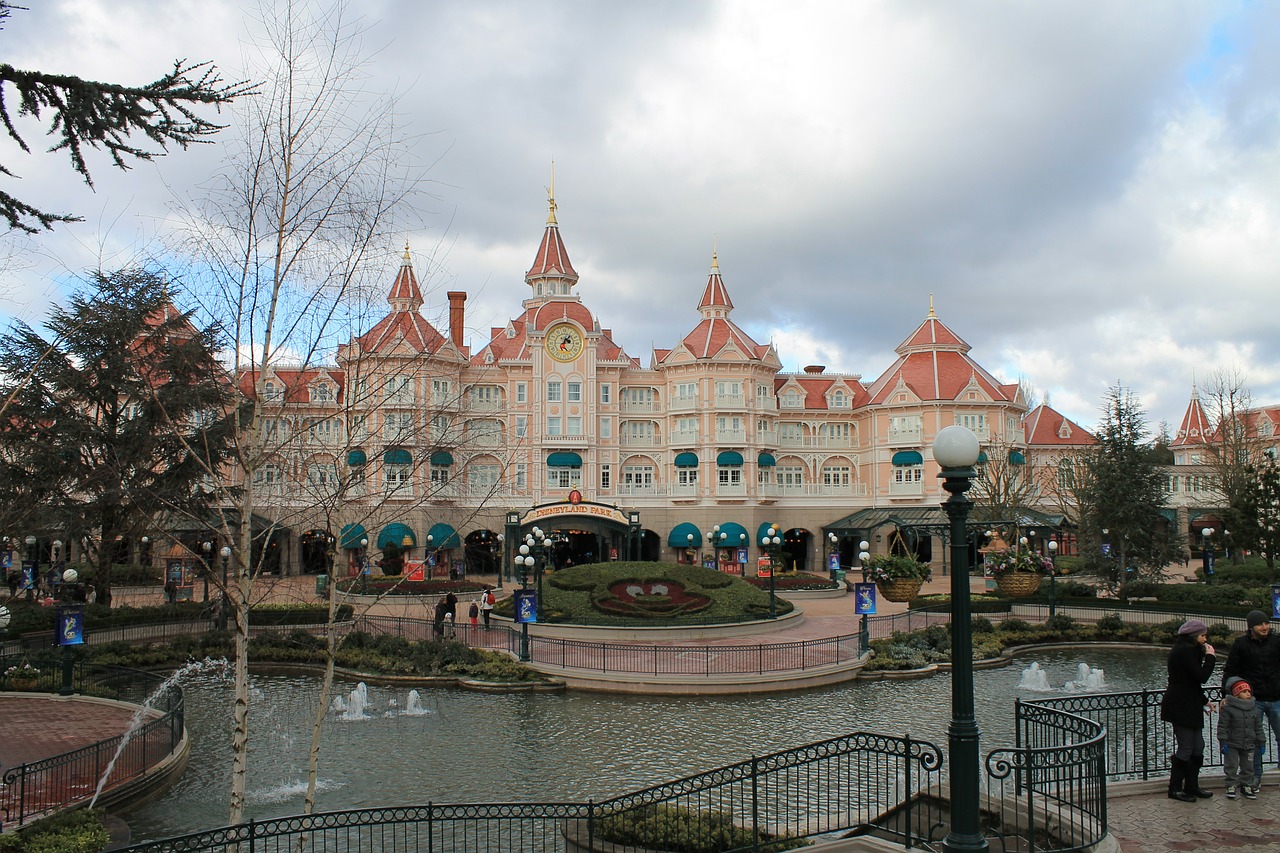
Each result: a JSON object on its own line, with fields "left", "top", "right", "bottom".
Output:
{"left": 124, "top": 647, "right": 1167, "bottom": 842}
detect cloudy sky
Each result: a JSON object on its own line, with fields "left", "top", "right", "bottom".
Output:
{"left": 4, "top": 0, "right": 1280, "bottom": 432}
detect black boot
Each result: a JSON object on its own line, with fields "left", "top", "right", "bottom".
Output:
{"left": 1169, "top": 757, "right": 1196, "bottom": 802}
{"left": 1185, "top": 755, "right": 1213, "bottom": 799}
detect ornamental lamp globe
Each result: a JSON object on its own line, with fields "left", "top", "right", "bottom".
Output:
{"left": 932, "top": 425, "right": 981, "bottom": 469}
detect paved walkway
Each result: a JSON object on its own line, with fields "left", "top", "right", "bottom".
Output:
{"left": 1108, "top": 778, "right": 1280, "bottom": 852}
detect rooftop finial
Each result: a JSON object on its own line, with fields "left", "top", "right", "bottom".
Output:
{"left": 928, "top": 293, "right": 936, "bottom": 318}
{"left": 711, "top": 235, "right": 719, "bottom": 270}
{"left": 402, "top": 239, "right": 411, "bottom": 264}
{"left": 546, "top": 161, "right": 558, "bottom": 225}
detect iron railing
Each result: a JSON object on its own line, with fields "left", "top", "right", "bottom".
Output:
{"left": 1021, "top": 684, "right": 1270, "bottom": 782}
{"left": 0, "top": 656, "right": 185, "bottom": 829}
{"left": 352, "top": 614, "right": 868, "bottom": 676}
{"left": 113, "top": 697, "right": 1108, "bottom": 853}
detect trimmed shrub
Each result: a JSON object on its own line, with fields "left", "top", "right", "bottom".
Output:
{"left": 597, "top": 804, "right": 809, "bottom": 852}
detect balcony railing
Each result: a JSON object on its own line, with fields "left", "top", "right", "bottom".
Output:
{"left": 715, "top": 428, "right": 746, "bottom": 442}
{"left": 620, "top": 399, "right": 660, "bottom": 414}
{"left": 778, "top": 434, "right": 805, "bottom": 448}
{"left": 669, "top": 483, "right": 699, "bottom": 498}
{"left": 542, "top": 434, "right": 589, "bottom": 446}
{"left": 715, "top": 483, "right": 747, "bottom": 497}
{"left": 668, "top": 429, "right": 699, "bottom": 445}
{"left": 617, "top": 483, "right": 665, "bottom": 497}
{"left": 465, "top": 399, "right": 504, "bottom": 414}
{"left": 669, "top": 394, "right": 698, "bottom": 410}
{"left": 887, "top": 425, "right": 923, "bottom": 445}
{"left": 619, "top": 434, "right": 659, "bottom": 448}
{"left": 714, "top": 393, "right": 745, "bottom": 408}
{"left": 755, "top": 397, "right": 777, "bottom": 411}
{"left": 888, "top": 481, "right": 924, "bottom": 497}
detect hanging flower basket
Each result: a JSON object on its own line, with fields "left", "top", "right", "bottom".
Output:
{"left": 995, "top": 572, "right": 1042, "bottom": 598}
{"left": 7, "top": 677, "right": 38, "bottom": 691}
{"left": 877, "top": 578, "right": 924, "bottom": 602}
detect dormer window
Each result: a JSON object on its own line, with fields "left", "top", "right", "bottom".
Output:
{"left": 311, "top": 383, "right": 333, "bottom": 403}
{"left": 1058, "top": 423, "right": 1071, "bottom": 439}
{"left": 830, "top": 390, "right": 848, "bottom": 408}
{"left": 781, "top": 390, "right": 803, "bottom": 409}
{"left": 263, "top": 381, "right": 282, "bottom": 402}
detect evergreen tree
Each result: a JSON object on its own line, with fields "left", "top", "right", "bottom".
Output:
{"left": 1077, "top": 383, "right": 1183, "bottom": 588}
{"left": 0, "top": 268, "right": 240, "bottom": 604}
{"left": 0, "top": 1, "right": 252, "bottom": 232}
{"left": 1239, "top": 452, "right": 1280, "bottom": 579}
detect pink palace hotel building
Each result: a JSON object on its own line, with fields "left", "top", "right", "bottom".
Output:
{"left": 233, "top": 193, "right": 1271, "bottom": 579}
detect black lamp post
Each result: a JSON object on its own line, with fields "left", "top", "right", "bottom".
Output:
{"left": 219, "top": 546, "right": 231, "bottom": 631}
{"left": 828, "top": 532, "right": 839, "bottom": 582}
{"left": 516, "top": 530, "right": 546, "bottom": 662}
{"left": 762, "top": 523, "right": 781, "bottom": 618}
{"left": 359, "top": 537, "right": 369, "bottom": 596}
{"left": 1047, "top": 539, "right": 1059, "bottom": 618}
{"left": 1201, "top": 526, "right": 1215, "bottom": 584}
{"left": 23, "top": 535, "right": 36, "bottom": 601}
{"left": 494, "top": 533, "right": 504, "bottom": 587}
{"left": 54, "top": 540, "right": 80, "bottom": 696}
{"left": 201, "top": 540, "right": 212, "bottom": 602}
{"left": 933, "top": 424, "right": 987, "bottom": 853}
{"left": 858, "top": 540, "right": 871, "bottom": 650}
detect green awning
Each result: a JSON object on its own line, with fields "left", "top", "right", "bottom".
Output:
{"left": 892, "top": 450, "right": 923, "bottom": 466}
{"left": 674, "top": 452, "right": 699, "bottom": 468}
{"left": 757, "top": 452, "right": 776, "bottom": 467}
{"left": 347, "top": 449, "right": 367, "bottom": 466}
{"left": 716, "top": 450, "right": 744, "bottom": 467}
{"left": 426, "top": 522, "right": 461, "bottom": 549}
{"left": 757, "top": 522, "right": 779, "bottom": 544}
{"left": 711, "top": 521, "right": 749, "bottom": 546}
{"left": 547, "top": 451, "right": 583, "bottom": 467}
{"left": 339, "top": 523, "right": 366, "bottom": 549}
{"left": 976, "top": 451, "right": 988, "bottom": 465}
{"left": 1008, "top": 450, "right": 1026, "bottom": 465}
{"left": 430, "top": 450, "right": 454, "bottom": 466}
{"left": 377, "top": 523, "right": 416, "bottom": 549}
{"left": 384, "top": 448, "right": 412, "bottom": 465}
{"left": 668, "top": 522, "right": 702, "bottom": 547}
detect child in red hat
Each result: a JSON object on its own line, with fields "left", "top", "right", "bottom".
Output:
{"left": 1220, "top": 676, "right": 1267, "bottom": 798}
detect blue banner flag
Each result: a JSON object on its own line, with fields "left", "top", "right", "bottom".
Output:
{"left": 854, "top": 582, "right": 877, "bottom": 615}
{"left": 514, "top": 589, "right": 538, "bottom": 624}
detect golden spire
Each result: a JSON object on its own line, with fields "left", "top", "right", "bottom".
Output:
{"left": 711, "top": 235, "right": 719, "bottom": 270}
{"left": 928, "top": 293, "right": 936, "bottom": 318}
{"left": 546, "top": 161, "right": 558, "bottom": 225}
{"left": 402, "top": 239, "right": 411, "bottom": 263}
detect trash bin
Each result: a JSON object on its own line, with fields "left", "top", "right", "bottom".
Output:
{"left": 315, "top": 575, "right": 328, "bottom": 596}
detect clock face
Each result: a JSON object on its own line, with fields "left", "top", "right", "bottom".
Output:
{"left": 545, "top": 323, "right": 584, "bottom": 362}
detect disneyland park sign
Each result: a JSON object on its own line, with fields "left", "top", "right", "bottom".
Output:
{"left": 519, "top": 496, "right": 630, "bottom": 527}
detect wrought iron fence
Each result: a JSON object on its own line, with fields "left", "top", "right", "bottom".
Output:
{"left": 352, "top": 614, "right": 868, "bottom": 676}
{"left": 0, "top": 656, "right": 185, "bottom": 829}
{"left": 1020, "top": 684, "right": 1267, "bottom": 782}
{"left": 113, "top": 698, "right": 1109, "bottom": 853}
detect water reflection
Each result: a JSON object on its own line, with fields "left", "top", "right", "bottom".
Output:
{"left": 124, "top": 647, "right": 1165, "bottom": 841}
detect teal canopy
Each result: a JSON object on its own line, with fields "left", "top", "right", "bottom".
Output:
{"left": 976, "top": 451, "right": 988, "bottom": 465}
{"left": 547, "top": 451, "right": 583, "bottom": 467}
{"left": 757, "top": 521, "right": 781, "bottom": 545}
{"left": 711, "top": 521, "right": 749, "bottom": 547}
{"left": 430, "top": 451, "right": 454, "bottom": 466}
{"left": 716, "top": 450, "right": 744, "bottom": 467}
{"left": 377, "top": 523, "right": 415, "bottom": 549}
{"left": 667, "top": 522, "right": 702, "bottom": 547}
{"left": 757, "top": 452, "right": 776, "bottom": 467}
{"left": 347, "top": 449, "right": 367, "bottom": 466}
{"left": 339, "top": 523, "right": 366, "bottom": 549}
{"left": 426, "top": 522, "right": 461, "bottom": 549}
{"left": 674, "top": 452, "right": 699, "bottom": 468}
{"left": 892, "top": 450, "right": 923, "bottom": 466}
{"left": 1008, "top": 450, "right": 1026, "bottom": 465}
{"left": 384, "top": 448, "right": 412, "bottom": 465}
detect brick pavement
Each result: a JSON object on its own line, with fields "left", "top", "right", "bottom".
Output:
{"left": 1108, "top": 778, "right": 1280, "bottom": 852}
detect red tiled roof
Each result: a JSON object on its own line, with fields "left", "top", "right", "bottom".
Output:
{"left": 660, "top": 257, "right": 771, "bottom": 362}
{"left": 525, "top": 222, "right": 578, "bottom": 282}
{"left": 773, "top": 376, "right": 868, "bottom": 410}
{"left": 236, "top": 368, "right": 345, "bottom": 403}
{"left": 1172, "top": 389, "right": 1212, "bottom": 447}
{"left": 1022, "top": 404, "right": 1095, "bottom": 447}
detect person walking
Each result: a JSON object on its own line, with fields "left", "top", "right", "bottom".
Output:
{"left": 1223, "top": 609, "right": 1280, "bottom": 790}
{"left": 468, "top": 600, "right": 479, "bottom": 627}
{"left": 432, "top": 596, "right": 447, "bottom": 640}
{"left": 1160, "top": 618, "right": 1217, "bottom": 802}
{"left": 479, "top": 586, "right": 495, "bottom": 628}
{"left": 1220, "top": 677, "right": 1266, "bottom": 799}
{"left": 445, "top": 590, "right": 459, "bottom": 622}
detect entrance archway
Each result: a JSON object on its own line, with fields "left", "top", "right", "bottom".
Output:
{"left": 464, "top": 529, "right": 501, "bottom": 576}
{"left": 506, "top": 501, "right": 637, "bottom": 568}
{"left": 299, "top": 530, "right": 334, "bottom": 575}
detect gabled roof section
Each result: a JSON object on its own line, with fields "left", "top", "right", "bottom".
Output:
{"left": 659, "top": 254, "right": 774, "bottom": 363}
{"left": 866, "top": 302, "right": 1014, "bottom": 405}
{"left": 1172, "top": 384, "right": 1213, "bottom": 448}
{"left": 525, "top": 193, "right": 578, "bottom": 288}
{"left": 1023, "top": 403, "right": 1095, "bottom": 447}
{"left": 388, "top": 243, "right": 424, "bottom": 312}
{"left": 236, "top": 368, "right": 345, "bottom": 404}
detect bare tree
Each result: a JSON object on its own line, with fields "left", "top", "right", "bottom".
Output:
{"left": 172, "top": 0, "right": 425, "bottom": 823}
{"left": 1201, "top": 369, "right": 1268, "bottom": 563}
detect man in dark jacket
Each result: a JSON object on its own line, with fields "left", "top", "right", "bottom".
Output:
{"left": 1223, "top": 609, "right": 1280, "bottom": 790}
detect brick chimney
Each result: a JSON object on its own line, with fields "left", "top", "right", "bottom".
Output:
{"left": 446, "top": 292, "right": 466, "bottom": 349}
{"left": 803, "top": 365, "right": 826, "bottom": 374}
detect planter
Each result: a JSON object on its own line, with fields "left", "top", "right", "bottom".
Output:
{"left": 7, "top": 678, "right": 39, "bottom": 691}
{"left": 996, "top": 572, "right": 1042, "bottom": 598}
{"left": 876, "top": 578, "right": 924, "bottom": 602}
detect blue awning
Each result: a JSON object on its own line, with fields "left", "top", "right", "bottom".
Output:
{"left": 384, "top": 448, "right": 412, "bottom": 465}
{"left": 547, "top": 451, "right": 583, "bottom": 467}
{"left": 892, "top": 450, "right": 923, "bottom": 466}
{"left": 710, "top": 521, "right": 749, "bottom": 547}
{"left": 668, "top": 522, "right": 702, "bottom": 547}
{"left": 339, "top": 523, "right": 366, "bottom": 549}
{"left": 757, "top": 452, "right": 776, "bottom": 467}
{"left": 757, "top": 522, "right": 779, "bottom": 545}
{"left": 430, "top": 450, "right": 454, "bottom": 466}
{"left": 674, "top": 451, "right": 699, "bottom": 468}
{"left": 426, "top": 522, "right": 461, "bottom": 549}
{"left": 1008, "top": 450, "right": 1026, "bottom": 465}
{"left": 377, "top": 522, "right": 416, "bottom": 549}
{"left": 716, "top": 450, "right": 744, "bottom": 467}
{"left": 976, "top": 451, "right": 988, "bottom": 465}
{"left": 347, "top": 449, "right": 367, "bottom": 466}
